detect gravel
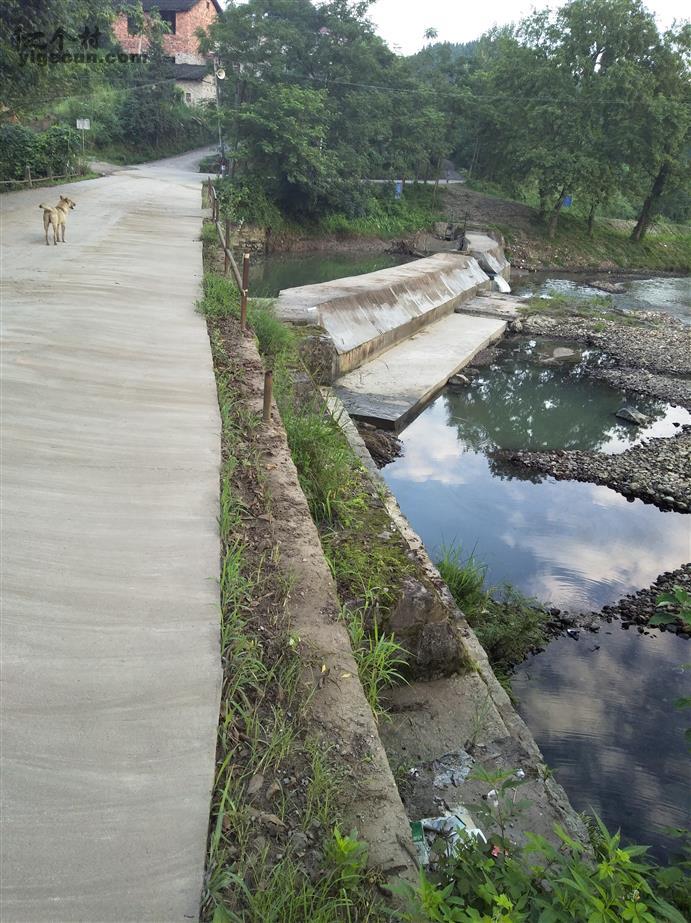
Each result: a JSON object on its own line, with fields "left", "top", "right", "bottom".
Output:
{"left": 521, "top": 312, "right": 691, "bottom": 378}
{"left": 493, "top": 426, "right": 691, "bottom": 513}
{"left": 599, "top": 565, "right": 691, "bottom": 634}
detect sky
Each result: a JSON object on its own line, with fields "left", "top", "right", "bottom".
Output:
{"left": 367, "top": 0, "right": 687, "bottom": 54}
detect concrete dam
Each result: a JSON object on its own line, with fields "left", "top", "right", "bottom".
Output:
{"left": 274, "top": 232, "right": 517, "bottom": 430}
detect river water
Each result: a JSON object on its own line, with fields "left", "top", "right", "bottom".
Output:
{"left": 247, "top": 250, "right": 411, "bottom": 297}
{"left": 512, "top": 272, "right": 690, "bottom": 325}
{"left": 380, "top": 345, "right": 690, "bottom": 857}
{"left": 257, "top": 251, "right": 691, "bottom": 856}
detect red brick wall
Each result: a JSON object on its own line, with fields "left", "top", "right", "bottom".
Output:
{"left": 112, "top": 0, "right": 217, "bottom": 57}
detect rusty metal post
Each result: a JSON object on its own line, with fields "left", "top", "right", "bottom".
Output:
{"left": 224, "top": 219, "right": 231, "bottom": 276}
{"left": 263, "top": 370, "right": 273, "bottom": 424}
{"left": 240, "top": 251, "right": 250, "bottom": 331}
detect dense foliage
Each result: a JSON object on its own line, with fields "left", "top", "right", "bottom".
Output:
{"left": 206, "top": 0, "right": 689, "bottom": 237}
{"left": 0, "top": 1, "right": 213, "bottom": 177}
{"left": 204, "top": 0, "right": 450, "bottom": 220}
{"left": 0, "top": 124, "right": 82, "bottom": 180}
{"left": 399, "top": 809, "right": 689, "bottom": 923}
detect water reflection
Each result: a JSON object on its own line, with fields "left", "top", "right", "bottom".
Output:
{"left": 513, "top": 628, "right": 691, "bottom": 859}
{"left": 448, "top": 339, "right": 691, "bottom": 455}
{"left": 246, "top": 251, "right": 412, "bottom": 298}
{"left": 382, "top": 396, "right": 690, "bottom": 612}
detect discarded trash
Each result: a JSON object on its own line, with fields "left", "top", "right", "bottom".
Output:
{"left": 431, "top": 750, "right": 474, "bottom": 789}
{"left": 411, "top": 805, "right": 486, "bottom": 866}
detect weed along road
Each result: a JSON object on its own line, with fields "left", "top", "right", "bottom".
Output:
{"left": 0, "top": 150, "right": 222, "bottom": 921}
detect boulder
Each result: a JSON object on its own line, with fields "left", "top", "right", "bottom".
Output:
{"left": 615, "top": 406, "right": 651, "bottom": 426}
{"left": 415, "top": 622, "right": 466, "bottom": 677}
{"left": 388, "top": 577, "right": 467, "bottom": 677}
{"left": 589, "top": 279, "right": 626, "bottom": 294}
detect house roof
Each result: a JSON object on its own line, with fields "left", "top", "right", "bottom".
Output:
{"left": 174, "top": 63, "right": 210, "bottom": 81}
{"left": 141, "top": 0, "right": 223, "bottom": 14}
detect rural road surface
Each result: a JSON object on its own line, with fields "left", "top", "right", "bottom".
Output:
{"left": 1, "top": 149, "right": 221, "bottom": 921}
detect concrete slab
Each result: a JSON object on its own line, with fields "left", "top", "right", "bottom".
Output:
{"left": 1, "top": 150, "right": 221, "bottom": 922}
{"left": 455, "top": 292, "right": 519, "bottom": 320}
{"left": 334, "top": 312, "right": 506, "bottom": 431}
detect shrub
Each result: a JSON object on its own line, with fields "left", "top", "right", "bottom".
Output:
{"left": 398, "top": 815, "right": 688, "bottom": 922}
{"left": 0, "top": 124, "right": 82, "bottom": 182}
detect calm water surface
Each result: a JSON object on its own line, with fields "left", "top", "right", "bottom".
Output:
{"left": 382, "top": 348, "right": 690, "bottom": 611}
{"left": 513, "top": 629, "right": 690, "bottom": 859}
{"left": 247, "top": 250, "right": 411, "bottom": 298}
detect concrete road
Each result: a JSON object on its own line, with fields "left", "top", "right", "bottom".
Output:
{"left": 1, "top": 149, "right": 221, "bottom": 921}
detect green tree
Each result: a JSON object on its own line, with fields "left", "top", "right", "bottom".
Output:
{"left": 203, "top": 0, "right": 452, "bottom": 218}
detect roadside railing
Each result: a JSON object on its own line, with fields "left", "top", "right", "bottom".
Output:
{"left": 206, "top": 178, "right": 273, "bottom": 423}
{"left": 0, "top": 165, "right": 86, "bottom": 190}
{"left": 207, "top": 178, "right": 250, "bottom": 331}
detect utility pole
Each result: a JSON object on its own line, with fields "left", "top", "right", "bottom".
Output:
{"left": 214, "top": 60, "right": 226, "bottom": 172}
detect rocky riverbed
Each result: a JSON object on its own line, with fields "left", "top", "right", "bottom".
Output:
{"left": 599, "top": 564, "right": 691, "bottom": 634}
{"left": 588, "top": 367, "right": 691, "bottom": 408}
{"left": 494, "top": 426, "right": 691, "bottom": 512}
{"left": 518, "top": 309, "right": 691, "bottom": 385}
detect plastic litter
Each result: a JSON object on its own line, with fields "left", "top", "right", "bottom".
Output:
{"left": 411, "top": 805, "right": 486, "bottom": 866}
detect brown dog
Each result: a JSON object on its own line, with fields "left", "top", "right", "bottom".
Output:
{"left": 39, "top": 196, "right": 76, "bottom": 246}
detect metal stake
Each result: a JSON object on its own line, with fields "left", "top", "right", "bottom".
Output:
{"left": 240, "top": 251, "right": 250, "bottom": 331}
{"left": 224, "top": 219, "right": 231, "bottom": 275}
{"left": 263, "top": 370, "right": 273, "bottom": 424}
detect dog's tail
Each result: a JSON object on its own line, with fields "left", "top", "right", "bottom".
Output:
{"left": 39, "top": 204, "right": 49, "bottom": 210}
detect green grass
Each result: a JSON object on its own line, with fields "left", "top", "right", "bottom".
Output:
{"left": 200, "top": 318, "right": 391, "bottom": 922}
{"left": 319, "top": 186, "right": 443, "bottom": 239}
{"left": 199, "top": 270, "right": 411, "bottom": 713}
{"left": 518, "top": 291, "right": 647, "bottom": 326}
{"left": 438, "top": 545, "right": 550, "bottom": 679}
{"left": 342, "top": 607, "right": 407, "bottom": 717}
{"left": 461, "top": 178, "right": 691, "bottom": 272}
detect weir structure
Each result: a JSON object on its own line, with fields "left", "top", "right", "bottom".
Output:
{"left": 274, "top": 232, "right": 517, "bottom": 430}
{"left": 274, "top": 235, "right": 587, "bottom": 856}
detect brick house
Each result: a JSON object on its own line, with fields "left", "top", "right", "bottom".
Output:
{"left": 112, "top": 0, "right": 222, "bottom": 103}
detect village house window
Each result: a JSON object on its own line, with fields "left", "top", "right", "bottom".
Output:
{"left": 159, "top": 11, "right": 177, "bottom": 34}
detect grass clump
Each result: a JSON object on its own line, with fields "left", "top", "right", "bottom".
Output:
{"left": 343, "top": 608, "right": 407, "bottom": 717}
{"left": 438, "top": 545, "right": 550, "bottom": 679}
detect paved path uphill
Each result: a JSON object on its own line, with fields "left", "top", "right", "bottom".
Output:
{"left": 1, "top": 150, "right": 221, "bottom": 921}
